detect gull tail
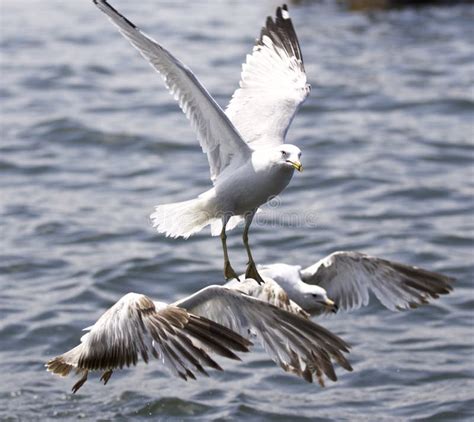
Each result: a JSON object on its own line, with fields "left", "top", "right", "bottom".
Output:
{"left": 151, "top": 198, "right": 212, "bottom": 239}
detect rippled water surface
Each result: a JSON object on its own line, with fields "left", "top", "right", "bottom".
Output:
{"left": 1, "top": 0, "right": 473, "bottom": 420}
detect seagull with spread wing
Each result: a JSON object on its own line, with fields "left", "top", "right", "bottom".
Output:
{"left": 47, "top": 284, "right": 352, "bottom": 392}
{"left": 46, "top": 293, "right": 252, "bottom": 393}
{"left": 93, "top": 1, "right": 309, "bottom": 283}
{"left": 253, "top": 252, "right": 455, "bottom": 315}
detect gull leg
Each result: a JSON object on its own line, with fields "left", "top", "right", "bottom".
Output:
{"left": 243, "top": 210, "right": 264, "bottom": 285}
{"left": 71, "top": 370, "right": 88, "bottom": 394}
{"left": 100, "top": 370, "right": 113, "bottom": 385}
{"left": 221, "top": 215, "right": 238, "bottom": 280}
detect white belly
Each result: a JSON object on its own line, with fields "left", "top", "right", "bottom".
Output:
{"left": 212, "top": 161, "right": 294, "bottom": 215}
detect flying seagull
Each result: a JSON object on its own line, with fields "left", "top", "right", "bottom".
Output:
{"left": 250, "top": 252, "right": 455, "bottom": 315}
{"left": 46, "top": 293, "right": 252, "bottom": 393}
{"left": 93, "top": 1, "right": 309, "bottom": 283}
{"left": 47, "top": 284, "right": 352, "bottom": 392}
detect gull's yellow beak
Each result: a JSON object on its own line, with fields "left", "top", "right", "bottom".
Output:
{"left": 287, "top": 160, "right": 303, "bottom": 172}
{"left": 325, "top": 298, "right": 335, "bottom": 307}
{"left": 324, "top": 298, "right": 338, "bottom": 313}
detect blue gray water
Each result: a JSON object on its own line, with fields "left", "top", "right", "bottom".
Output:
{"left": 1, "top": 0, "right": 473, "bottom": 420}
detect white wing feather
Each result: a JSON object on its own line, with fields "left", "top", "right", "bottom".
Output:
{"left": 94, "top": 0, "right": 251, "bottom": 182}
{"left": 300, "top": 251, "right": 455, "bottom": 312}
{"left": 226, "top": 5, "right": 310, "bottom": 149}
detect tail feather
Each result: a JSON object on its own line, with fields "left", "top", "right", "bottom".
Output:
{"left": 150, "top": 198, "right": 212, "bottom": 238}
{"left": 46, "top": 344, "right": 82, "bottom": 376}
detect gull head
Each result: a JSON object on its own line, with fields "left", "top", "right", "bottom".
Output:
{"left": 300, "top": 285, "right": 338, "bottom": 315}
{"left": 258, "top": 263, "right": 337, "bottom": 315}
{"left": 281, "top": 144, "right": 302, "bottom": 172}
{"left": 270, "top": 144, "right": 303, "bottom": 172}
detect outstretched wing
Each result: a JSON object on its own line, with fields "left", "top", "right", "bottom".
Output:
{"left": 174, "top": 285, "right": 352, "bottom": 386}
{"left": 300, "top": 251, "right": 455, "bottom": 312}
{"left": 225, "top": 5, "right": 310, "bottom": 149}
{"left": 46, "top": 293, "right": 251, "bottom": 392}
{"left": 93, "top": 0, "right": 251, "bottom": 182}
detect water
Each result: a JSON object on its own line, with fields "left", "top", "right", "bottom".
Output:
{"left": 1, "top": 0, "right": 473, "bottom": 420}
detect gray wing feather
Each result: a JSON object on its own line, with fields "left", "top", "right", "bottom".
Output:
{"left": 94, "top": 0, "right": 251, "bottom": 182}
{"left": 300, "top": 251, "right": 454, "bottom": 312}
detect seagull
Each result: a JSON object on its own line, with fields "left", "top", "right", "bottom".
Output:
{"left": 93, "top": 1, "right": 309, "bottom": 283}
{"left": 250, "top": 251, "right": 455, "bottom": 316}
{"left": 46, "top": 293, "right": 252, "bottom": 393}
{"left": 47, "top": 284, "right": 352, "bottom": 392}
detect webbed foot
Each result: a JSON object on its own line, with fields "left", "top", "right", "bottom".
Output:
{"left": 245, "top": 261, "right": 265, "bottom": 285}
{"left": 71, "top": 371, "right": 88, "bottom": 394}
{"left": 224, "top": 260, "right": 239, "bottom": 280}
{"left": 100, "top": 370, "right": 113, "bottom": 385}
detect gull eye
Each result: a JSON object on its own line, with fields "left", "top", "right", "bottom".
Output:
{"left": 311, "top": 294, "right": 318, "bottom": 298}
{"left": 280, "top": 150, "right": 286, "bottom": 157}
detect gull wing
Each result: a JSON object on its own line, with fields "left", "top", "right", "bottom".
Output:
{"left": 300, "top": 251, "right": 455, "bottom": 312}
{"left": 46, "top": 293, "right": 251, "bottom": 392}
{"left": 94, "top": 0, "right": 251, "bottom": 182}
{"left": 225, "top": 5, "right": 310, "bottom": 149}
{"left": 174, "top": 285, "right": 352, "bottom": 385}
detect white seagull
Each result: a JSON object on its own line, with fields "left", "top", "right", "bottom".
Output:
{"left": 93, "top": 1, "right": 309, "bottom": 283}
{"left": 47, "top": 284, "right": 352, "bottom": 392}
{"left": 248, "top": 251, "right": 455, "bottom": 316}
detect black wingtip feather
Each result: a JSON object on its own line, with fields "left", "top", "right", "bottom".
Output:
{"left": 257, "top": 4, "right": 304, "bottom": 69}
{"left": 185, "top": 369, "right": 197, "bottom": 380}
{"left": 94, "top": 0, "right": 138, "bottom": 29}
